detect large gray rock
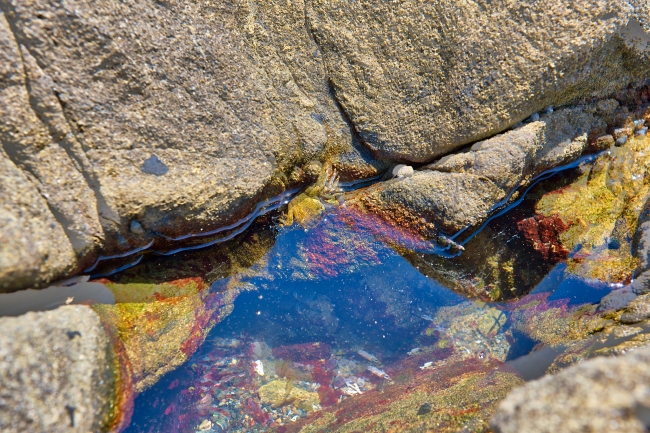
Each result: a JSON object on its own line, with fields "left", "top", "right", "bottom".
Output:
{"left": 0, "top": 305, "right": 117, "bottom": 433}
{"left": 490, "top": 345, "right": 650, "bottom": 433}
{"left": 346, "top": 101, "right": 628, "bottom": 238}
{"left": 1, "top": 0, "right": 650, "bottom": 293}
{"left": 0, "top": 0, "right": 386, "bottom": 292}
{"left": 307, "top": 0, "right": 650, "bottom": 162}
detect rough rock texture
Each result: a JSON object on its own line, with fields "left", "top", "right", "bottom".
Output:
{"left": 0, "top": 305, "right": 117, "bottom": 433}
{"left": 427, "top": 121, "right": 546, "bottom": 192}
{"left": 0, "top": 148, "right": 78, "bottom": 292}
{"left": 348, "top": 111, "right": 580, "bottom": 235}
{"left": 0, "top": 0, "right": 389, "bottom": 292}
{"left": 490, "top": 345, "right": 650, "bottom": 433}
{"left": 308, "top": 0, "right": 650, "bottom": 162}
{"left": 620, "top": 293, "right": 650, "bottom": 324}
{"left": 1, "top": 0, "right": 650, "bottom": 293}
{"left": 347, "top": 99, "right": 649, "bottom": 239}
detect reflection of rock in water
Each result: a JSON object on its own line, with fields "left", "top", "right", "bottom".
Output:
{"left": 420, "top": 301, "right": 511, "bottom": 365}
{"left": 403, "top": 224, "right": 553, "bottom": 302}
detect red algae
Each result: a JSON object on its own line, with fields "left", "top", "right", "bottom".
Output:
{"left": 517, "top": 214, "right": 570, "bottom": 261}
{"left": 317, "top": 385, "right": 339, "bottom": 408}
{"left": 311, "top": 362, "right": 334, "bottom": 386}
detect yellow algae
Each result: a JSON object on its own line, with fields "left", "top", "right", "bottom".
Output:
{"left": 281, "top": 193, "right": 326, "bottom": 227}
{"left": 105, "top": 278, "right": 204, "bottom": 303}
{"left": 281, "top": 163, "right": 342, "bottom": 227}
{"left": 95, "top": 278, "right": 237, "bottom": 392}
{"left": 536, "top": 134, "right": 650, "bottom": 282}
{"left": 258, "top": 380, "right": 320, "bottom": 411}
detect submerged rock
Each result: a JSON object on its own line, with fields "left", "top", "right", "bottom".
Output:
{"left": 282, "top": 359, "right": 523, "bottom": 433}
{"left": 491, "top": 345, "right": 650, "bottom": 433}
{"left": 258, "top": 380, "right": 320, "bottom": 412}
{"left": 0, "top": 306, "right": 120, "bottom": 433}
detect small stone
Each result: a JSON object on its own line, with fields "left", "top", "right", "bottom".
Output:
{"left": 392, "top": 164, "right": 414, "bottom": 178}
{"left": 594, "top": 134, "right": 615, "bottom": 151}
{"left": 620, "top": 293, "right": 650, "bottom": 324}
{"left": 417, "top": 402, "right": 431, "bottom": 416}
{"left": 614, "top": 127, "right": 631, "bottom": 139}
{"left": 141, "top": 154, "right": 169, "bottom": 176}
{"left": 129, "top": 220, "right": 146, "bottom": 235}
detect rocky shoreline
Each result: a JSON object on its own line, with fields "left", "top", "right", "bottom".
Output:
{"left": 2, "top": 0, "right": 650, "bottom": 293}
{"left": 3, "top": 1, "right": 650, "bottom": 432}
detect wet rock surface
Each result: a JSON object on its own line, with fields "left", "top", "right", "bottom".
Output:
{"left": 491, "top": 345, "right": 650, "bottom": 433}
{"left": 0, "top": 305, "right": 117, "bottom": 433}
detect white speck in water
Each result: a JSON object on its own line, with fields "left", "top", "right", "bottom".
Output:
{"left": 256, "top": 311, "right": 261, "bottom": 316}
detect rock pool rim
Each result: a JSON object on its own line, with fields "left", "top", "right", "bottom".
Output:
{"left": 85, "top": 153, "right": 602, "bottom": 279}
{"left": 84, "top": 176, "right": 383, "bottom": 277}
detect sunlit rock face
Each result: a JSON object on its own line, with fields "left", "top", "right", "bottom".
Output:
{"left": 491, "top": 345, "right": 650, "bottom": 433}
{"left": 0, "top": 0, "right": 382, "bottom": 293}
{"left": 0, "top": 306, "right": 119, "bottom": 433}
{"left": 1, "top": 0, "right": 650, "bottom": 293}
{"left": 308, "top": 0, "right": 650, "bottom": 162}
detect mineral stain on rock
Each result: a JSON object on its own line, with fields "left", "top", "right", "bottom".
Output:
{"left": 141, "top": 155, "right": 169, "bottom": 176}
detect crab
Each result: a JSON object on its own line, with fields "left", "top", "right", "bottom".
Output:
{"left": 280, "top": 163, "right": 343, "bottom": 227}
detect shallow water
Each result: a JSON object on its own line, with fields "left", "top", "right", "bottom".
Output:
{"left": 8, "top": 141, "right": 647, "bottom": 433}
{"left": 92, "top": 152, "right": 628, "bottom": 433}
